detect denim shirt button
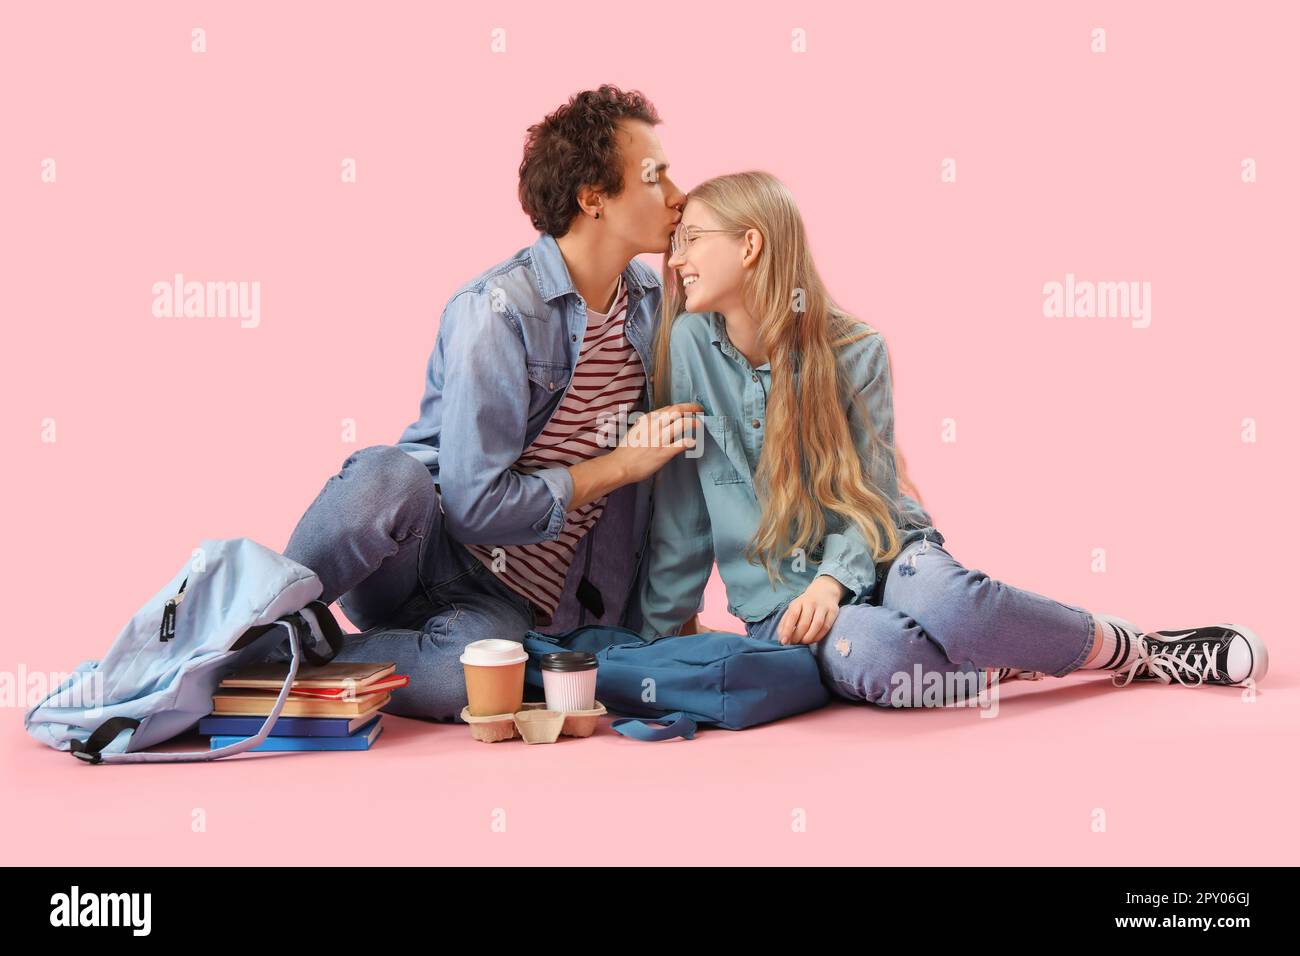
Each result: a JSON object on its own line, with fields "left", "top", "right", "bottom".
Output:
{"left": 571, "top": 334, "right": 577, "bottom": 342}
{"left": 751, "top": 418, "right": 760, "bottom": 428}
{"left": 751, "top": 374, "right": 758, "bottom": 382}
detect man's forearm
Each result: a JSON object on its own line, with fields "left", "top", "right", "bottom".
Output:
{"left": 567, "top": 453, "right": 632, "bottom": 512}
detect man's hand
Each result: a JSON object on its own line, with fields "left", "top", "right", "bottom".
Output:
{"left": 567, "top": 403, "right": 702, "bottom": 511}
{"left": 610, "top": 403, "right": 702, "bottom": 484}
{"left": 776, "top": 575, "right": 850, "bottom": 645}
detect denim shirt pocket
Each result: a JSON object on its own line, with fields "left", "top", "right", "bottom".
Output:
{"left": 695, "top": 414, "right": 747, "bottom": 486}
{"left": 526, "top": 360, "right": 571, "bottom": 396}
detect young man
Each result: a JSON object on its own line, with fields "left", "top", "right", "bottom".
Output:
{"left": 274, "top": 86, "right": 697, "bottom": 721}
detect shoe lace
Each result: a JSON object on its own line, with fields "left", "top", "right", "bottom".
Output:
{"left": 1111, "top": 637, "right": 1222, "bottom": 688}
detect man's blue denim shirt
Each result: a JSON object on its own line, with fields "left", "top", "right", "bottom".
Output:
{"left": 395, "top": 232, "right": 662, "bottom": 630}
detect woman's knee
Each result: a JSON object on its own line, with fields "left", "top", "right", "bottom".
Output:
{"left": 815, "top": 607, "right": 956, "bottom": 707}
{"left": 883, "top": 549, "right": 1005, "bottom": 666}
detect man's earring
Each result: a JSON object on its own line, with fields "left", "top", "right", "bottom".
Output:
{"left": 595, "top": 211, "right": 601, "bottom": 220}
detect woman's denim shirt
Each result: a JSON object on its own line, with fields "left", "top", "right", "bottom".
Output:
{"left": 639, "top": 311, "right": 943, "bottom": 639}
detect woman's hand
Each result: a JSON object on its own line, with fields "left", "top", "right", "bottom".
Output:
{"left": 776, "top": 575, "right": 849, "bottom": 645}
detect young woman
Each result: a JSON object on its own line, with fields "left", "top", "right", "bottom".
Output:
{"left": 639, "top": 170, "right": 1268, "bottom": 706}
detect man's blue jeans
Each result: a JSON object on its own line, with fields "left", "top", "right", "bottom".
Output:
{"left": 267, "top": 445, "right": 535, "bottom": 722}
{"left": 746, "top": 536, "right": 1097, "bottom": 707}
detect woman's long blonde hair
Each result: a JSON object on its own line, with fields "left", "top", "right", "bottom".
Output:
{"left": 653, "top": 171, "right": 925, "bottom": 584}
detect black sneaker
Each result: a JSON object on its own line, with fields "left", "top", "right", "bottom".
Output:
{"left": 1112, "top": 625, "right": 1268, "bottom": 688}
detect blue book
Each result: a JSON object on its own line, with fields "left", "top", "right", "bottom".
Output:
{"left": 198, "top": 708, "right": 382, "bottom": 738}
{"left": 209, "top": 716, "right": 384, "bottom": 752}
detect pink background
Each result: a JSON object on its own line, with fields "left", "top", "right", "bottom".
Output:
{"left": 3, "top": 1, "right": 1297, "bottom": 865}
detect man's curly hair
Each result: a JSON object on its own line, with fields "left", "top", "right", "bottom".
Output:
{"left": 518, "top": 85, "right": 662, "bottom": 237}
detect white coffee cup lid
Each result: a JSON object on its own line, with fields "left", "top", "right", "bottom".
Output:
{"left": 460, "top": 639, "right": 528, "bottom": 667}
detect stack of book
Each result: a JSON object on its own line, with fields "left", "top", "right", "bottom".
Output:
{"left": 198, "top": 662, "right": 407, "bottom": 752}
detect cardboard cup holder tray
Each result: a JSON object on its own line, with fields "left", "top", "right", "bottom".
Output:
{"left": 459, "top": 700, "right": 608, "bottom": 744}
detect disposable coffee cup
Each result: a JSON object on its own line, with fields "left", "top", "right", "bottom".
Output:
{"left": 460, "top": 639, "right": 528, "bottom": 716}
{"left": 540, "top": 651, "right": 598, "bottom": 712}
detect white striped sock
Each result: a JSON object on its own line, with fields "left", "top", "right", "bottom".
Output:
{"left": 1084, "top": 614, "right": 1143, "bottom": 670}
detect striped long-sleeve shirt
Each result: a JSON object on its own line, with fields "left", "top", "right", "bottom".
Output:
{"left": 465, "top": 276, "right": 645, "bottom": 625}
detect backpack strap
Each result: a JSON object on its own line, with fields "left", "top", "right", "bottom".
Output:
{"left": 69, "top": 717, "right": 142, "bottom": 763}
{"left": 230, "top": 600, "right": 342, "bottom": 665}
{"left": 70, "top": 611, "right": 315, "bottom": 765}
{"left": 609, "top": 712, "right": 698, "bottom": 742}
{"left": 297, "top": 600, "right": 344, "bottom": 666}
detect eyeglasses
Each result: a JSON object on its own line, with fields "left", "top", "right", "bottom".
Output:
{"left": 670, "top": 222, "right": 737, "bottom": 257}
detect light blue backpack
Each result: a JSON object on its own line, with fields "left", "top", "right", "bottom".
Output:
{"left": 24, "top": 538, "right": 343, "bottom": 764}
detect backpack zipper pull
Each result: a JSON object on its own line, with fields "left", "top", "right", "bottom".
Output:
{"left": 159, "top": 577, "right": 188, "bottom": 642}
